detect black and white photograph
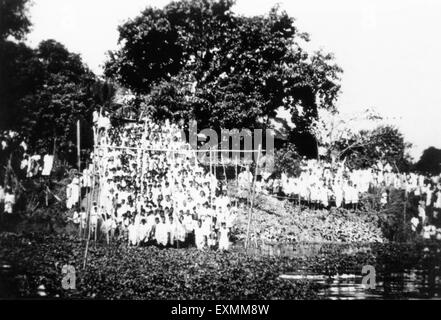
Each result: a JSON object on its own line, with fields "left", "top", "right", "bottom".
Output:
{"left": 1, "top": 0, "right": 441, "bottom": 306}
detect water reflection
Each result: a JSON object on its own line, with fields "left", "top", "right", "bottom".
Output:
{"left": 267, "top": 243, "right": 441, "bottom": 300}
{"left": 313, "top": 269, "right": 441, "bottom": 300}
{"left": 2, "top": 242, "right": 441, "bottom": 299}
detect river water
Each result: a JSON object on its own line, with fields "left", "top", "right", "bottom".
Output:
{"left": 247, "top": 242, "right": 441, "bottom": 300}
{"left": 280, "top": 269, "right": 441, "bottom": 300}
{"left": 2, "top": 242, "right": 441, "bottom": 299}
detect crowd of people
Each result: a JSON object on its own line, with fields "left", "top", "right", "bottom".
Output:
{"left": 1, "top": 130, "right": 54, "bottom": 180}
{"left": 253, "top": 159, "right": 441, "bottom": 240}
{"left": 0, "top": 130, "right": 54, "bottom": 216}
{"left": 65, "top": 112, "right": 441, "bottom": 244}
{"left": 69, "top": 116, "right": 236, "bottom": 250}
{"left": 3, "top": 115, "right": 441, "bottom": 243}
{"left": 0, "top": 184, "right": 15, "bottom": 215}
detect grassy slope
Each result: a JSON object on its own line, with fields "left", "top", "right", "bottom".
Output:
{"left": 234, "top": 194, "right": 386, "bottom": 244}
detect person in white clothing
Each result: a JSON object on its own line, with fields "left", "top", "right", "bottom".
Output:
{"left": 0, "top": 185, "right": 5, "bottom": 210}
{"left": 418, "top": 201, "right": 426, "bottom": 226}
{"left": 238, "top": 166, "right": 253, "bottom": 199}
{"left": 42, "top": 154, "right": 54, "bottom": 176}
{"left": 218, "top": 222, "right": 230, "bottom": 251}
{"left": 92, "top": 110, "right": 99, "bottom": 125}
{"left": 137, "top": 219, "right": 151, "bottom": 245}
{"left": 194, "top": 220, "right": 206, "bottom": 250}
{"left": 410, "top": 216, "right": 420, "bottom": 232}
{"left": 169, "top": 216, "right": 186, "bottom": 247}
{"left": 128, "top": 219, "right": 138, "bottom": 246}
{"left": 4, "top": 188, "right": 15, "bottom": 214}
{"left": 154, "top": 216, "right": 169, "bottom": 247}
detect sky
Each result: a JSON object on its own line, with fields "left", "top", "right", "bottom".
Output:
{"left": 25, "top": 0, "right": 441, "bottom": 160}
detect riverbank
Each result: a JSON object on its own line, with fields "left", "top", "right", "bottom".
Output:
{"left": 233, "top": 193, "right": 386, "bottom": 244}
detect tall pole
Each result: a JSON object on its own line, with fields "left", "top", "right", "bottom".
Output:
{"left": 83, "top": 133, "right": 97, "bottom": 268}
{"left": 222, "top": 154, "right": 228, "bottom": 193}
{"left": 245, "top": 145, "right": 261, "bottom": 251}
{"left": 52, "top": 131, "right": 57, "bottom": 164}
{"left": 235, "top": 156, "right": 239, "bottom": 208}
{"left": 213, "top": 146, "right": 218, "bottom": 196}
{"left": 4, "top": 154, "right": 12, "bottom": 189}
{"left": 209, "top": 148, "right": 213, "bottom": 206}
{"left": 83, "top": 166, "right": 94, "bottom": 269}
{"left": 404, "top": 189, "right": 408, "bottom": 237}
{"left": 77, "top": 120, "right": 81, "bottom": 172}
{"left": 194, "top": 149, "right": 198, "bottom": 170}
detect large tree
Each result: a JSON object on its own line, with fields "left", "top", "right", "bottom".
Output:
{"left": 0, "top": 0, "right": 119, "bottom": 171}
{"left": 311, "top": 109, "right": 413, "bottom": 170}
{"left": 19, "top": 40, "right": 102, "bottom": 157}
{"left": 0, "top": 0, "right": 40, "bottom": 130}
{"left": 415, "top": 147, "right": 441, "bottom": 175}
{"left": 0, "top": 0, "right": 32, "bottom": 41}
{"left": 1, "top": 40, "right": 107, "bottom": 163}
{"left": 105, "top": 0, "right": 342, "bottom": 133}
{"left": 338, "top": 125, "right": 412, "bottom": 171}
{"left": 0, "top": 40, "right": 44, "bottom": 130}
{"left": 1, "top": 0, "right": 111, "bottom": 165}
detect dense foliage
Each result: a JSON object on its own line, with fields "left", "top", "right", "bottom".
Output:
{"left": 0, "top": 234, "right": 320, "bottom": 299}
{"left": 22, "top": 40, "right": 100, "bottom": 155}
{"left": 0, "top": 40, "right": 43, "bottom": 132}
{"left": 273, "top": 143, "right": 302, "bottom": 177}
{"left": 0, "top": 0, "right": 32, "bottom": 41}
{"left": 0, "top": 1, "right": 116, "bottom": 164}
{"left": 414, "top": 147, "right": 441, "bottom": 175}
{"left": 341, "top": 126, "right": 412, "bottom": 171}
{"left": 311, "top": 109, "right": 412, "bottom": 170}
{"left": 234, "top": 195, "right": 386, "bottom": 244}
{"left": 1, "top": 233, "right": 440, "bottom": 299}
{"left": 105, "top": 0, "right": 342, "bottom": 134}
{"left": 0, "top": 39, "right": 110, "bottom": 158}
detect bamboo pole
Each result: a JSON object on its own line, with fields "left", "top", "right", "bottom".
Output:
{"left": 83, "top": 178, "right": 93, "bottom": 269}
{"left": 222, "top": 154, "right": 228, "bottom": 193}
{"left": 78, "top": 206, "right": 83, "bottom": 239}
{"left": 135, "top": 140, "right": 141, "bottom": 217}
{"left": 96, "top": 145, "right": 264, "bottom": 153}
{"left": 235, "top": 156, "right": 239, "bottom": 208}
{"left": 93, "top": 176, "right": 98, "bottom": 245}
{"left": 140, "top": 121, "right": 147, "bottom": 197}
{"left": 404, "top": 189, "right": 408, "bottom": 234}
{"left": 4, "top": 154, "right": 12, "bottom": 189}
{"left": 209, "top": 148, "right": 213, "bottom": 206}
{"left": 52, "top": 134, "right": 57, "bottom": 170}
{"left": 83, "top": 143, "right": 97, "bottom": 269}
{"left": 94, "top": 208, "right": 98, "bottom": 244}
{"left": 77, "top": 120, "right": 81, "bottom": 172}
{"left": 245, "top": 145, "right": 261, "bottom": 251}
{"left": 194, "top": 149, "right": 198, "bottom": 170}
{"left": 213, "top": 147, "right": 217, "bottom": 195}
{"left": 105, "top": 213, "right": 110, "bottom": 245}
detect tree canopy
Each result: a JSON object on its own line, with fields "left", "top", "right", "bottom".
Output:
{"left": 0, "top": 0, "right": 417, "bottom": 171}
{"left": 20, "top": 40, "right": 101, "bottom": 156}
{"left": 1, "top": 38, "right": 105, "bottom": 156}
{"left": 0, "top": 0, "right": 32, "bottom": 41}
{"left": 105, "top": 0, "right": 342, "bottom": 133}
{"left": 415, "top": 147, "right": 441, "bottom": 175}
{"left": 0, "top": 1, "right": 110, "bottom": 164}
{"left": 340, "top": 125, "right": 413, "bottom": 171}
